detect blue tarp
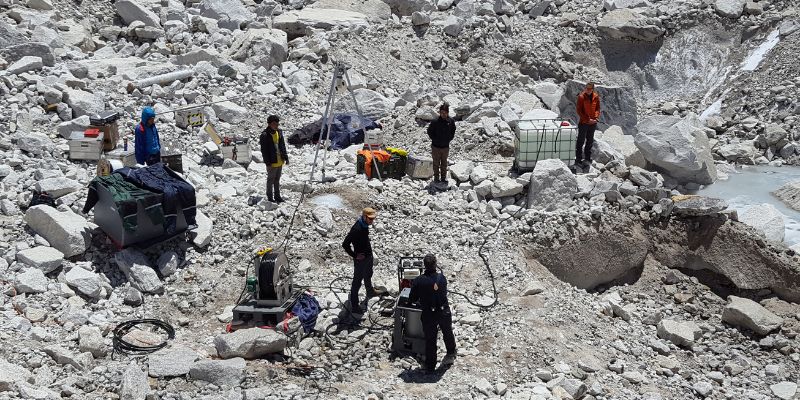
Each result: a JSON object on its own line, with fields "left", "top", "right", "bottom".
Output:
{"left": 288, "top": 113, "right": 381, "bottom": 150}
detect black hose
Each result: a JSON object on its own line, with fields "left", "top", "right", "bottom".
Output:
{"left": 112, "top": 319, "right": 175, "bottom": 356}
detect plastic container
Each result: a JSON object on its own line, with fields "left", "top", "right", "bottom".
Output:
{"left": 514, "top": 119, "right": 578, "bottom": 171}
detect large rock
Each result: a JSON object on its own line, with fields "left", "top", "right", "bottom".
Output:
{"left": 310, "top": 0, "right": 391, "bottom": 21}
{"left": 78, "top": 326, "right": 107, "bottom": 358}
{"left": 533, "top": 215, "right": 649, "bottom": 290}
{"left": 120, "top": 363, "right": 150, "bottom": 400}
{"left": 227, "top": 29, "right": 288, "bottom": 69}
{"left": 774, "top": 180, "right": 800, "bottom": 212}
{"left": 450, "top": 161, "right": 475, "bottom": 182}
{"left": 17, "top": 132, "right": 54, "bottom": 156}
{"left": 16, "top": 246, "right": 63, "bottom": 273}
{"left": 0, "top": 359, "right": 34, "bottom": 391}
{"left": 739, "top": 203, "right": 785, "bottom": 242}
{"left": 491, "top": 177, "right": 524, "bottom": 197}
{"left": 771, "top": 382, "right": 798, "bottom": 400}
{"left": 334, "top": 89, "right": 393, "bottom": 120}
{"left": 559, "top": 80, "right": 638, "bottom": 135}
{"left": 657, "top": 319, "right": 700, "bottom": 347}
{"left": 35, "top": 177, "right": 81, "bottom": 199}
{"left": 527, "top": 159, "right": 576, "bottom": 211}
{"left": 443, "top": 15, "right": 464, "bottom": 37}
{"left": 116, "top": 0, "right": 161, "bottom": 27}
{"left": 599, "top": 125, "right": 646, "bottom": 167}
{"left": 212, "top": 98, "right": 248, "bottom": 124}
{"left": 214, "top": 329, "right": 287, "bottom": 359}
{"left": 714, "top": 0, "right": 746, "bottom": 18}
{"left": 199, "top": 0, "right": 255, "bottom": 30}
{"left": 381, "top": 0, "right": 434, "bottom": 15}
{"left": 64, "top": 89, "right": 105, "bottom": 118}
{"left": 598, "top": 8, "right": 664, "bottom": 41}
{"left": 57, "top": 116, "right": 91, "bottom": 139}
{"left": 114, "top": 249, "right": 164, "bottom": 294}
{"left": 634, "top": 113, "right": 717, "bottom": 185}
{"left": 14, "top": 268, "right": 48, "bottom": 294}
{"left": 274, "top": 9, "right": 368, "bottom": 38}
{"left": 671, "top": 195, "right": 728, "bottom": 217}
{"left": 191, "top": 211, "right": 213, "bottom": 248}
{"left": 148, "top": 347, "right": 200, "bottom": 377}
{"left": 6, "top": 56, "right": 43, "bottom": 75}
{"left": 721, "top": 296, "right": 783, "bottom": 335}
{"left": 65, "top": 266, "right": 104, "bottom": 298}
{"left": 43, "top": 346, "right": 92, "bottom": 371}
{"left": 189, "top": 358, "right": 246, "bottom": 387}
{"left": 532, "top": 82, "right": 564, "bottom": 111}
{"left": 24, "top": 205, "right": 91, "bottom": 258}
{"left": 603, "top": 0, "right": 652, "bottom": 10}
{"left": 156, "top": 251, "right": 179, "bottom": 277}
{"left": 591, "top": 138, "right": 625, "bottom": 164}
{"left": 1, "top": 42, "right": 55, "bottom": 67}
{"left": 504, "top": 91, "right": 544, "bottom": 114}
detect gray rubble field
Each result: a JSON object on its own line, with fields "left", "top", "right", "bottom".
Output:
{"left": 0, "top": 0, "right": 799, "bottom": 399}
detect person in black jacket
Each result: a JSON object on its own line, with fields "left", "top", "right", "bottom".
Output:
{"left": 342, "top": 207, "right": 378, "bottom": 314}
{"left": 427, "top": 103, "right": 456, "bottom": 183}
{"left": 409, "top": 254, "right": 457, "bottom": 373}
{"left": 259, "top": 115, "right": 289, "bottom": 203}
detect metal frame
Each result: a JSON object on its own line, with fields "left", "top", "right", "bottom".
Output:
{"left": 310, "top": 61, "right": 383, "bottom": 183}
{"left": 513, "top": 118, "right": 578, "bottom": 172}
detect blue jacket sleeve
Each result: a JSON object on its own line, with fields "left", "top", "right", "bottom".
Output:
{"left": 134, "top": 125, "right": 146, "bottom": 164}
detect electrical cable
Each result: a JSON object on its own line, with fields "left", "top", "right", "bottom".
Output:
{"left": 112, "top": 319, "right": 175, "bottom": 357}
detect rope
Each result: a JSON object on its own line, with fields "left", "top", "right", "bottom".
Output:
{"left": 112, "top": 319, "right": 175, "bottom": 357}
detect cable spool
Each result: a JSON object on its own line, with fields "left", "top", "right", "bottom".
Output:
{"left": 112, "top": 319, "right": 175, "bottom": 356}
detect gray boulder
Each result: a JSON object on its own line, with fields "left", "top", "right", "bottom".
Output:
{"left": 334, "top": 89, "right": 393, "bottom": 120}
{"left": 527, "top": 159, "right": 576, "bottom": 211}
{"left": 16, "top": 246, "right": 63, "bottom": 273}
{"left": 635, "top": 113, "right": 717, "bottom": 185}
{"left": 190, "top": 210, "right": 213, "bottom": 248}
{"left": 64, "top": 89, "right": 105, "bottom": 118}
{"left": 599, "top": 125, "right": 646, "bottom": 167}
{"left": 450, "top": 161, "right": 475, "bottom": 182}
{"left": 1, "top": 42, "right": 55, "bottom": 67}
{"left": 212, "top": 98, "right": 248, "bottom": 124}
{"left": 189, "top": 358, "right": 246, "bottom": 387}
{"left": 559, "top": 80, "right": 638, "bottom": 135}
{"left": 24, "top": 205, "right": 91, "bottom": 258}
{"left": 774, "top": 180, "right": 800, "bottom": 212}
{"left": 35, "top": 177, "right": 81, "bottom": 199}
{"left": 443, "top": 15, "right": 464, "bottom": 37}
{"left": 598, "top": 8, "right": 665, "bottom": 41}
{"left": 603, "top": 0, "right": 652, "bottom": 10}
{"left": 739, "top": 203, "right": 785, "bottom": 242}
{"left": 156, "top": 251, "right": 180, "bottom": 277}
{"left": 771, "top": 382, "right": 798, "bottom": 400}
{"left": 65, "top": 266, "right": 104, "bottom": 298}
{"left": 721, "top": 296, "right": 783, "bottom": 335}
{"left": 148, "top": 347, "right": 200, "bottom": 377}
{"left": 78, "top": 326, "right": 107, "bottom": 358}
{"left": 227, "top": 29, "right": 288, "bottom": 70}
{"left": 14, "top": 268, "right": 48, "bottom": 294}
{"left": 57, "top": 116, "right": 91, "bottom": 139}
{"left": 116, "top": 0, "right": 162, "bottom": 27}
{"left": 505, "top": 91, "right": 544, "bottom": 115}
{"left": 0, "top": 359, "right": 34, "bottom": 391}
{"left": 591, "top": 138, "right": 625, "bottom": 164}
{"left": 671, "top": 196, "right": 727, "bottom": 217}
{"left": 532, "top": 82, "right": 564, "bottom": 111}
{"left": 17, "top": 132, "right": 54, "bottom": 156}
{"left": 119, "top": 363, "right": 150, "bottom": 400}
{"left": 214, "top": 329, "right": 287, "bottom": 359}
{"left": 199, "top": 0, "right": 256, "bottom": 30}
{"left": 6, "top": 56, "right": 43, "bottom": 74}
{"left": 382, "top": 0, "right": 434, "bottom": 15}
{"left": 714, "top": 0, "right": 746, "bottom": 18}
{"left": 657, "top": 319, "right": 700, "bottom": 348}
{"left": 492, "top": 177, "right": 524, "bottom": 197}
{"left": 114, "top": 249, "right": 164, "bottom": 294}
{"left": 43, "top": 345, "right": 92, "bottom": 371}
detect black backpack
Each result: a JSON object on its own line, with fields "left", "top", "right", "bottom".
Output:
{"left": 28, "top": 190, "right": 56, "bottom": 208}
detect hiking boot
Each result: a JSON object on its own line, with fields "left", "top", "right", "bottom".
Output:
{"left": 581, "top": 159, "right": 591, "bottom": 167}
{"left": 267, "top": 195, "right": 274, "bottom": 203}
{"left": 441, "top": 353, "right": 457, "bottom": 366}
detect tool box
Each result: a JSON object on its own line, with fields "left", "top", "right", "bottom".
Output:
{"left": 89, "top": 111, "right": 120, "bottom": 151}
{"left": 106, "top": 148, "right": 136, "bottom": 167}
{"left": 405, "top": 155, "right": 434, "bottom": 179}
{"left": 161, "top": 152, "right": 183, "bottom": 173}
{"left": 84, "top": 128, "right": 100, "bottom": 138}
{"left": 69, "top": 131, "right": 104, "bottom": 161}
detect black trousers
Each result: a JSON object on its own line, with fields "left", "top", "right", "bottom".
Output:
{"left": 349, "top": 256, "right": 374, "bottom": 308}
{"left": 267, "top": 166, "right": 282, "bottom": 200}
{"left": 576, "top": 123, "right": 597, "bottom": 162}
{"left": 146, "top": 153, "right": 161, "bottom": 166}
{"left": 421, "top": 309, "right": 456, "bottom": 371}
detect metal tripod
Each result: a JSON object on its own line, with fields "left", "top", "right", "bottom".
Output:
{"left": 309, "top": 61, "right": 383, "bottom": 183}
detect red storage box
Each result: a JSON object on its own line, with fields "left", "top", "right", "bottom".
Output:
{"left": 84, "top": 128, "right": 100, "bottom": 138}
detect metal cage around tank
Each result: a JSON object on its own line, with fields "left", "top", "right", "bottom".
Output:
{"left": 513, "top": 118, "right": 578, "bottom": 171}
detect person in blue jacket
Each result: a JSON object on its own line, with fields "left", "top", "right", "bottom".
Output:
{"left": 135, "top": 107, "right": 161, "bottom": 165}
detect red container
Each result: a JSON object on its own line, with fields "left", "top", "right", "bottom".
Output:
{"left": 84, "top": 128, "right": 100, "bottom": 138}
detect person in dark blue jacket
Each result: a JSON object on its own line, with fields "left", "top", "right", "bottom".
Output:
{"left": 409, "top": 253, "right": 457, "bottom": 372}
{"left": 134, "top": 107, "right": 161, "bottom": 165}
{"left": 342, "top": 207, "right": 380, "bottom": 314}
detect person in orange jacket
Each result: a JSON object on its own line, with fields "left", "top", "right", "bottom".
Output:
{"left": 575, "top": 82, "right": 600, "bottom": 167}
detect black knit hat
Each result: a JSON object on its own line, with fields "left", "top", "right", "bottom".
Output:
{"left": 267, "top": 115, "right": 280, "bottom": 124}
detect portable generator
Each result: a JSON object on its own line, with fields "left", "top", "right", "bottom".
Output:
{"left": 231, "top": 248, "right": 301, "bottom": 330}
{"left": 390, "top": 257, "right": 427, "bottom": 360}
